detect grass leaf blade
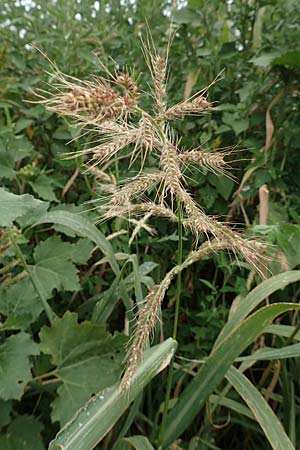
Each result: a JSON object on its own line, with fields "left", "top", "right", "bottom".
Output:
{"left": 215, "top": 271, "right": 300, "bottom": 347}
{"left": 123, "top": 435, "right": 155, "bottom": 449}
{"left": 162, "top": 303, "right": 300, "bottom": 449}
{"left": 49, "top": 338, "right": 177, "bottom": 450}
{"left": 226, "top": 366, "right": 295, "bottom": 450}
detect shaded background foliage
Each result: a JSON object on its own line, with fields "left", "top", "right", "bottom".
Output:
{"left": 0, "top": 0, "right": 300, "bottom": 449}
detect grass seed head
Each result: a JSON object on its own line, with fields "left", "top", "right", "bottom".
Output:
{"left": 36, "top": 40, "right": 269, "bottom": 391}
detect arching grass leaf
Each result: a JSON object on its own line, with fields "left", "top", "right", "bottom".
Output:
{"left": 48, "top": 338, "right": 177, "bottom": 450}
{"left": 226, "top": 366, "right": 294, "bottom": 450}
{"left": 162, "top": 303, "right": 300, "bottom": 448}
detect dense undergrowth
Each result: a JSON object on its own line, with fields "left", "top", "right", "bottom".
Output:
{"left": 0, "top": 1, "right": 300, "bottom": 449}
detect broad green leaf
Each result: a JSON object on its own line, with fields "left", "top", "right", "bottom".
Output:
{"left": 0, "top": 131, "right": 33, "bottom": 180}
{"left": 123, "top": 435, "right": 155, "bottom": 449}
{"left": 250, "top": 51, "right": 281, "bottom": 67}
{"left": 39, "top": 312, "right": 107, "bottom": 366}
{"left": 29, "top": 174, "right": 59, "bottom": 202}
{"left": 232, "top": 119, "right": 249, "bottom": 136}
{"left": 226, "top": 367, "right": 294, "bottom": 450}
{"left": 0, "top": 188, "right": 44, "bottom": 227}
{"left": 14, "top": 118, "right": 34, "bottom": 133}
{"left": 48, "top": 338, "right": 177, "bottom": 450}
{"left": 35, "top": 210, "right": 119, "bottom": 275}
{"left": 16, "top": 201, "right": 49, "bottom": 227}
{"left": 162, "top": 303, "right": 300, "bottom": 448}
{"left": 173, "top": 8, "right": 201, "bottom": 25}
{"left": 0, "top": 332, "right": 39, "bottom": 400}
{"left": 30, "top": 236, "right": 80, "bottom": 299}
{"left": 222, "top": 112, "right": 249, "bottom": 135}
{"left": 276, "top": 224, "right": 300, "bottom": 268}
{"left": 208, "top": 174, "right": 234, "bottom": 201}
{"left": 70, "top": 239, "right": 94, "bottom": 264}
{"left": 220, "top": 19, "right": 233, "bottom": 44}
{"left": 215, "top": 271, "right": 300, "bottom": 347}
{"left": 53, "top": 126, "right": 72, "bottom": 140}
{"left": 0, "top": 415, "right": 45, "bottom": 450}
{"left": 237, "top": 81, "right": 257, "bottom": 103}
{"left": 251, "top": 49, "right": 300, "bottom": 69}
{"left": 39, "top": 312, "right": 127, "bottom": 425}
{"left": 272, "top": 51, "right": 300, "bottom": 69}
{"left": 0, "top": 278, "right": 43, "bottom": 330}
{"left": 0, "top": 141, "right": 15, "bottom": 179}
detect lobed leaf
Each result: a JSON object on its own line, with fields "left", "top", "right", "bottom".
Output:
{"left": 0, "top": 279, "right": 43, "bottom": 330}
{"left": 0, "top": 415, "right": 45, "bottom": 450}
{"left": 34, "top": 210, "right": 119, "bottom": 275}
{"left": 39, "top": 312, "right": 127, "bottom": 425}
{"left": 0, "top": 188, "right": 44, "bottom": 227}
{"left": 0, "top": 332, "right": 40, "bottom": 400}
{"left": 30, "top": 236, "right": 80, "bottom": 299}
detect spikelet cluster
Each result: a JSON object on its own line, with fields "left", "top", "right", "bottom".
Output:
{"left": 37, "top": 37, "right": 267, "bottom": 390}
{"left": 165, "top": 93, "right": 211, "bottom": 119}
{"left": 35, "top": 70, "right": 140, "bottom": 127}
{"left": 115, "top": 72, "right": 141, "bottom": 102}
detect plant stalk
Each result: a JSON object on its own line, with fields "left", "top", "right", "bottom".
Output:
{"left": 158, "top": 201, "right": 183, "bottom": 448}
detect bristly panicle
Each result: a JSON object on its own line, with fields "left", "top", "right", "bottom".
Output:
{"left": 80, "top": 126, "right": 139, "bottom": 167}
{"left": 159, "top": 142, "right": 183, "bottom": 205}
{"left": 101, "top": 202, "right": 178, "bottom": 223}
{"left": 121, "top": 237, "right": 259, "bottom": 389}
{"left": 179, "top": 148, "right": 232, "bottom": 178}
{"left": 129, "top": 113, "right": 156, "bottom": 167}
{"left": 139, "top": 114, "right": 155, "bottom": 153}
{"left": 153, "top": 54, "right": 167, "bottom": 113}
{"left": 36, "top": 39, "right": 269, "bottom": 391}
{"left": 141, "top": 33, "right": 171, "bottom": 116}
{"left": 121, "top": 280, "right": 174, "bottom": 391}
{"left": 35, "top": 71, "right": 139, "bottom": 126}
{"left": 165, "top": 91, "right": 212, "bottom": 120}
{"left": 105, "top": 172, "right": 164, "bottom": 208}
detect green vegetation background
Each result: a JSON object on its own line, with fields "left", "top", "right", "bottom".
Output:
{"left": 0, "top": 0, "right": 300, "bottom": 449}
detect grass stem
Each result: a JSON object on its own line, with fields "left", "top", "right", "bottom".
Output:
{"left": 158, "top": 201, "right": 183, "bottom": 447}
